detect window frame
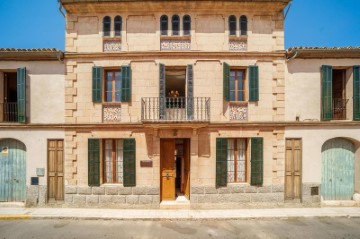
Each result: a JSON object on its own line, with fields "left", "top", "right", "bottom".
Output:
{"left": 183, "top": 15, "right": 191, "bottom": 36}
{"left": 240, "top": 15, "right": 248, "bottom": 36}
{"left": 160, "top": 15, "right": 168, "bottom": 36}
{"left": 172, "top": 15, "right": 180, "bottom": 36}
{"left": 114, "top": 15, "right": 122, "bottom": 37}
{"left": 227, "top": 138, "right": 249, "bottom": 183}
{"left": 229, "top": 15, "right": 237, "bottom": 36}
{"left": 229, "top": 68, "right": 247, "bottom": 102}
{"left": 103, "top": 16, "right": 111, "bottom": 37}
{"left": 102, "top": 139, "right": 124, "bottom": 184}
{"left": 104, "top": 69, "right": 122, "bottom": 103}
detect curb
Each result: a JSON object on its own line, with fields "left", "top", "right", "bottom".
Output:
{"left": 0, "top": 214, "right": 32, "bottom": 220}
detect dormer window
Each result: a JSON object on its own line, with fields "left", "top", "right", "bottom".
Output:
{"left": 103, "top": 16, "right": 111, "bottom": 37}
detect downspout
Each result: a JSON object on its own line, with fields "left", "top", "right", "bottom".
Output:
{"left": 58, "top": 0, "right": 66, "bottom": 18}
{"left": 56, "top": 51, "right": 64, "bottom": 63}
{"left": 286, "top": 50, "right": 298, "bottom": 62}
{"left": 284, "top": 0, "right": 293, "bottom": 20}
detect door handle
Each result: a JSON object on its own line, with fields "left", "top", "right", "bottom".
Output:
{"left": 166, "top": 173, "right": 170, "bottom": 180}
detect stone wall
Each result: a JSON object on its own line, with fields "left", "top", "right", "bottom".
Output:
{"left": 302, "top": 183, "right": 321, "bottom": 206}
{"left": 26, "top": 186, "right": 47, "bottom": 207}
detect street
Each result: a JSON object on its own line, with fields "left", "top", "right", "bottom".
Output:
{"left": 0, "top": 218, "right": 360, "bottom": 239}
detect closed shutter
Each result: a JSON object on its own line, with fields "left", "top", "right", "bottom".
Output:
{"left": 223, "top": 62, "right": 230, "bottom": 101}
{"left": 251, "top": 137, "right": 263, "bottom": 186}
{"left": 159, "top": 64, "right": 166, "bottom": 119}
{"left": 123, "top": 139, "right": 136, "bottom": 187}
{"left": 321, "top": 65, "right": 333, "bottom": 120}
{"left": 17, "top": 67, "right": 26, "bottom": 123}
{"left": 88, "top": 139, "right": 100, "bottom": 186}
{"left": 249, "top": 65, "right": 259, "bottom": 102}
{"left": 216, "top": 138, "right": 228, "bottom": 187}
{"left": 354, "top": 66, "right": 360, "bottom": 120}
{"left": 121, "top": 65, "right": 131, "bottom": 102}
{"left": 187, "top": 64, "right": 194, "bottom": 119}
{"left": 92, "top": 66, "right": 102, "bottom": 103}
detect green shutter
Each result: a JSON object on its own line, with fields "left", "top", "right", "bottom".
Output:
{"left": 223, "top": 62, "right": 230, "bottom": 101}
{"left": 92, "top": 66, "right": 102, "bottom": 103}
{"left": 251, "top": 137, "right": 263, "bottom": 186}
{"left": 321, "top": 65, "right": 333, "bottom": 120}
{"left": 187, "top": 64, "right": 194, "bottom": 120}
{"left": 88, "top": 139, "right": 100, "bottom": 186}
{"left": 121, "top": 65, "right": 131, "bottom": 102}
{"left": 216, "top": 138, "right": 228, "bottom": 187}
{"left": 123, "top": 139, "right": 136, "bottom": 187}
{"left": 249, "top": 65, "right": 259, "bottom": 102}
{"left": 17, "top": 67, "right": 26, "bottom": 123}
{"left": 159, "top": 64, "right": 166, "bottom": 119}
{"left": 354, "top": 66, "right": 360, "bottom": 121}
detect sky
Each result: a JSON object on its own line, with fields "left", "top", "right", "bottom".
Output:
{"left": 0, "top": 0, "right": 359, "bottom": 50}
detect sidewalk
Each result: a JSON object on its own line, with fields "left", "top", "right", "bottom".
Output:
{"left": 1, "top": 207, "right": 360, "bottom": 220}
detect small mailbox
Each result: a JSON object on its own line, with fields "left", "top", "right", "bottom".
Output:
{"left": 31, "top": 177, "right": 39, "bottom": 185}
{"left": 36, "top": 168, "right": 45, "bottom": 177}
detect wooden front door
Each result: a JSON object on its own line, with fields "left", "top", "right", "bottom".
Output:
{"left": 285, "top": 139, "right": 302, "bottom": 201}
{"left": 184, "top": 139, "right": 190, "bottom": 199}
{"left": 48, "top": 140, "right": 64, "bottom": 202}
{"left": 160, "top": 139, "right": 175, "bottom": 201}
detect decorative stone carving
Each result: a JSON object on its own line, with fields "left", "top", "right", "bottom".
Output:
{"left": 161, "top": 39, "right": 191, "bottom": 50}
{"left": 229, "top": 41, "right": 247, "bottom": 51}
{"left": 103, "top": 105, "right": 121, "bottom": 122}
{"left": 229, "top": 103, "right": 248, "bottom": 121}
{"left": 103, "top": 39, "right": 121, "bottom": 52}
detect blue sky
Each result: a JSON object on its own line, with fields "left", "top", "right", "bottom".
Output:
{"left": 0, "top": 0, "right": 359, "bottom": 50}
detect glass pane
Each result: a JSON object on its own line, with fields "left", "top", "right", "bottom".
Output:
{"left": 116, "top": 140, "right": 123, "bottom": 183}
{"left": 106, "top": 92, "right": 112, "bottom": 102}
{"left": 227, "top": 139, "right": 235, "bottom": 183}
{"left": 115, "top": 72, "right": 121, "bottom": 102}
{"left": 230, "top": 91, "right": 235, "bottom": 101}
{"left": 238, "top": 77, "right": 243, "bottom": 91}
{"left": 238, "top": 91, "right": 244, "bottom": 101}
{"left": 105, "top": 140, "right": 113, "bottom": 183}
{"left": 237, "top": 139, "right": 246, "bottom": 182}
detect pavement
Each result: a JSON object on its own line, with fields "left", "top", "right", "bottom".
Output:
{"left": 1, "top": 207, "right": 360, "bottom": 220}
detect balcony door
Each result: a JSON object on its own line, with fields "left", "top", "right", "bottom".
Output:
{"left": 2, "top": 72, "right": 18, "bottom": 122}
{"left": 332, "top": 69, "right": 346, "bottom": 120}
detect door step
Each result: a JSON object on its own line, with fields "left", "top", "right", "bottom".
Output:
{"left": 0, "top": 202, "right": 25, "bottom": 208}
{"left": 160, "top": 196, "right": 190, "bottom": 209}
{"left": 322, "top": 200, "right": 358, "bottom": 207}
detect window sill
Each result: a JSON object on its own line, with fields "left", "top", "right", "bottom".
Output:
{"left": 229, "top": 36, "right": 247, "bottom": 41}
{"left": 229, "top": 101, "right": 248, "bottom": 106}
{"left": 102, "top": 102, "right": 122, "bottom": 106}
{"left": 100, "top": 184, "right": 124, "bottom": 187}
{"left": 103, "top": 37, "right": 122, "bottom": 40}
{"left": 160, "top": 35, "right": 191, "bottom": 41}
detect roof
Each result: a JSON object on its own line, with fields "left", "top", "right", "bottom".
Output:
{"left": 61, "top": 0, "right": 290, "bottom": 3}
{"left": 286, "top": 47, "right": 360, "bottom": 59}
{"left": 0, "top": 48, "right": 64, "bottom": 61}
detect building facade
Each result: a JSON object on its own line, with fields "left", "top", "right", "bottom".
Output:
{"left": 0, "top": 0, "right": 359, "bottom": 208}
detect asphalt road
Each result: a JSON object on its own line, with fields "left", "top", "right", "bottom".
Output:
{"left": 0, "top": 218, "right": 360, "bottom": 239}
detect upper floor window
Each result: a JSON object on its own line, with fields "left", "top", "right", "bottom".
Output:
{"left": 114, "top": 16, "right": 122, "bottom": 37}
{"left": 103, "top": 16, "right": 111, "bottom": 37}
{"left": 105, "top": 70, "right": 122, "bottom": 102}
{"left": 229, "top": 15, "right": 236, "bottom": 36}
{"left": 183, "top": 15, "right": 191, "bottom": 36}
{"left": 230, "top": 69, "right": 246, "bottom": 101}
{"left": 160, "top": 15, "right": 168, "bottom": 36}
{"left": 172, "top": 15, "right": 180, "bottom": 36}
{"left": 240, "top": 15, "right": 248, "bottom": 36}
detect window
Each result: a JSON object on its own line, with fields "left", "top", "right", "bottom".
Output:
{"left": 229, "top": 15, "right": 236, "bottom": 36}
{"left": 114, "top": 16, "right": 122, "bottom": 37}
{"left": 227, "top": 138, "right": 247, "bottom": 183}
{"left": 172, "top": 15, "right": 180, "bottom": 36}
{"left": 103, "top": 16, "right": 111, "bottom": 37}
{"left": 230, "top": 69, "right": 246, "bottom": 101}
{"left": 104, "top": 139, "right": 123, "bottom": 183}
{"left": 105, "top": 70, "right": 121, "bottom": 102}
{"left": 183, "top": 15, "right": 191, "bottom": 35}
{"left": 160, "top": 15, "right": 168, "bottom": 36}
{"left": 240, "top": 15, "right": 247, "bottom": 36}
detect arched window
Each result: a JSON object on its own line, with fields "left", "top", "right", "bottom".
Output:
{"left": 160, "top": 15, "right": 168, "bottom": 36}
{"left": 172, "top": 15, "right": 180, "bottom": 36}
{"left": 229, "top": 15, "right": 236, "bottom": 36}
{"left": 114, "top": 16, "right": 122, "bottom": 37}
{"left": 103, "top": 16, "right": 111, "bottom": 37}
{"left": 183, "top": 15, "right": 191, "bottom": 36}
{"left": 240, "top": 15, "right": 248, "bottom": 36}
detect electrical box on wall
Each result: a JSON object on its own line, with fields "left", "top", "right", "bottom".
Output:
{"left": 31, "top": 177, "right": 39, "bottom": 185}
{"left": 36, "top": 168, "right": 45, "bottom": 177}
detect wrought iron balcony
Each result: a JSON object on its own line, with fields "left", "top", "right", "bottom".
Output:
{"left": 0, "top": 102, "right": 18, "bottom": 122}
{"left": 333, "top": 98, "right": 348, "bottom": 120}
{"left": 141, "top": 97, "right": 210, "bottom": 122}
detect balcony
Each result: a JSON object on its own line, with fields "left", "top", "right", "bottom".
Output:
{"left": 0, "top": 102, "right": 18, "bottom": 122}
{"left": 141, "top": 97, "right": 210, "bottom": 122}
{"left": 333, "top": 98, "right": 348, "bottom": 120}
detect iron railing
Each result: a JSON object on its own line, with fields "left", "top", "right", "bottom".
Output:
{"left": 141, "top": 97, "right": 210, "bottom": 122}
{"left": 333, "top": 98, "right": 348, "bottom": 120}
{"left": 1, "top": 102, "right": 18, "bottom": 122}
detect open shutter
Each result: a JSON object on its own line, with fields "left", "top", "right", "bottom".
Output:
{"left": 159, "top": 64, "right": 166, "bottom": 119}
{"left": 123, "top": 139, "right": 136, "bottom": 187}
{"left": 92, "top": 66, "right": 102, "bottom": 103}
{"left": 121, "top": 65, "right": 131, "bottom": 102}
{"left": 88, "top": 139, "right": 100, "bottom": 186}
{"left": 251, "top": 137, "right": 263, "bottom": 186}
{"left": 187, "top": 64, "right": 194, "bottom": 120}
{"left": 216, "top": 138, "right": 228, "bottom": 187}
{"left": 223, "top": 62, "right": 230, "bottom": 101}
{"left": 321, "top": 65, "right": 333, "bottom": 120}
{"left": 249, "top": 65, "right": 259, "bottom": 102}
{"left": 17, "top": 67, "right": 26, "bottom": 123}
{"left": 354, "top": 66, "right": 360, "bottom": 120}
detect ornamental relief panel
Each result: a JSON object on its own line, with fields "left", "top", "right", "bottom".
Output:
{"left": 229, "top": 41, "right": 247, "bottom": 51}
{"left": 103, "top": 105, "right": 121, "bottom": 122}
{"left": 103, "top": 39, "right": 122, "bottom": 52}
{"left": 229, "top": 104, "right": 248, "bottom": 121}
{"left": 161, "top": 39, "right": 191, "bottom": 50}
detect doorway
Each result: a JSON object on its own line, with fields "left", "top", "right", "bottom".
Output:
{"left": 47, "top": 139, "right": 64, "bottom": 203}
{"left": 285, "top": 139, "right": 302, "bottom": 201}
{"left": 2, "top": 72, "right": 18, "bottom": 122}
{"left": 160, "top": 138, "right": 190, "bottom": 201}
{"left": 332, "top": 69, "right": 347, "bottom": 120}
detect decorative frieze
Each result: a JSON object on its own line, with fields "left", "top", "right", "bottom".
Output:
{"left": 229, "top": 40, "right": 247, "bottom": 51}
{"left": 103, "top": 39, "right": 121, "bottom": 52}
{"left": 229, "top": 103, "right": 248, "bottom": 121}
{"left": 103, "top": 104, "right": 121, "bottom": 122}
{"left": 161, "top": 39, "right": 191, "bottom": 50}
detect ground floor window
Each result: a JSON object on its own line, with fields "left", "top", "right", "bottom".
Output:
{"left": 103, "top": 139, "right": 123, "bottom": 183}
{"left": 227, "top": 138, "right": 247, "bottom": 183}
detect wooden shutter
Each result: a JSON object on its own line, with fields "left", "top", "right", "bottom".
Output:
{"left": 187, "top": 64, "right": 194, "bottom": 119}
{"left": 17, "top": 67, "right": 26, "bottom": 123}
{"left": 216, "top": 138, "right": 228, "bottom": 187}
{"left": 223, "top": 62, "right": 230, "bottom": 101}
{"left": 251, "top": 137, "right": 263, "bottom": 186}
{"left": 354, "top": 66, "right": 360, "bottom": 120}
{"left": 88, "top": 139, "right": 100, "bottom": 186}
{"left": 159, "top": 64, "right": 166, "bottom": 119}
{"left": 123, "top": 139, "right": 136, "bottom": 187}
{"left": 249, "top": 65, "right": 259, "bottom": 102}
{"left": 321, "top": 65, "right": 333, "bottom": 120}
{"left": 121, "top": 65, "right": 131, "bottom": 102}
{"left": 92, "top": 66, "right": 102, "bottom": 103}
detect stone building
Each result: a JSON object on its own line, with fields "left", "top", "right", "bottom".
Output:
{"left": 0, "top": 0, "right": 359, "bottom": 208}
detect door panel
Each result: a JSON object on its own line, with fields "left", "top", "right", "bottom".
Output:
{"left": 285, "top": 139, "right": 302, "bottom": 201}
{"left": 160, "top": 139, "right": 175, "bottom": 201}
{"left": 184, "top": 139, "right": 190, "bottom": 199}
{"left": 48, "top": 140, "right": 64, "bottom": 202}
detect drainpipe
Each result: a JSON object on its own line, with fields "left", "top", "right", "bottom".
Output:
{"left": 286, "top": 50, "right": 298, "bottom": 62}
{"left": 284, "top": 0, "right": 292, "bottom": 20}
{"left": 56, "top": 50, "right": 64, "bottom": 63}
{"left": 58, "top": 0, "right": 66, "bottom": 18}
